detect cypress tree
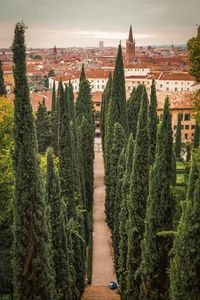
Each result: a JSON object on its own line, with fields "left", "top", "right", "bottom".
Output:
{"left": 148, "top": 79, "right": 158, "bottom": 165}
{"left": 118, "top": 134, "right": 135, "bottom": 300}
{"left": 113, "top": 147, "right": 126, "bottom": 274}
{"left": 12, "top": 22, "right": 56, "bottom": 299}
{"left": 0, "top": 60, "right": 6, "bottom": 96}
{"left": 106, "top": 43, "right": 128, "bottom": 134}
{"left": 59, "top": 82, "right": 84, "bottom": 298}
{"left": 104, "top": 44, "right": 128, "bottom": 224}
{"left": 186, "top": 143, "right": 191, "bottom": 162}
{"left": 51, "top": 80, "right": 56, "bottom": 113}
{"left": 46, "top": 148, "right": 73, "bottom": 299}
{"left": 80, "top": 63, "right": 86, "bottom": 83}
{"left": 193, "top": 120, "right": 200, "bottom": 149}
{"left": 68, "top": 85, "right": 86, "bottom": 295}
{"left": 101, "top": 72, "right": 112, "bottom": 150}
{"left": 139, "top": 97, "right": 174, "bottom": 299}
{"left": 169, "top": 161, "right": 200, "bottom": 300}
{"left": 76, "top": 78, "right": 94, "bottom": 210}
{"left": 36, "top": 98, "right": 52, "bottom": 153}
{"left": 106, "top": 123, "right": 126, "bottom": 230}
{"left": 127, "top": 84, "right": 143, "bottom": 139}
{"left": 175, "top": 113, "right": 182, "bottom": 160}
{"left": 126, "top": 86, "right": 149, "bottom": 299}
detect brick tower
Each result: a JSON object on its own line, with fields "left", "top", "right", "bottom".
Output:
{"left": 126, "top": 25, "right": 136, "bottom": 63}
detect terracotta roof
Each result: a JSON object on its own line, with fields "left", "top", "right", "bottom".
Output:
{"left": 156, "top": 91, "right": 194, "bottom": 110}
{"left": 159, "top": 72, "right": 194, "bottom": 81}
{"left": 30, "top": 91, "right": 52, "bottom": 112}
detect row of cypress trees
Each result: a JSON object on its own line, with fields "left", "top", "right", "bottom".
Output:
{"left": 11, "top": 21, "right": 94, "bottom": 299}
{"left": 102, "top": 42, "right": 200, "bottom": 299}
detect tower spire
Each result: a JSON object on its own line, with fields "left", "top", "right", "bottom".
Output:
{"left": 128, "top": 25, "right": 134, "bottom": 43}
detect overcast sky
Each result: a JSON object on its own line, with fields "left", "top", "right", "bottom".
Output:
{"left": 0, "top": 0, "right": 199, "bottom": 48}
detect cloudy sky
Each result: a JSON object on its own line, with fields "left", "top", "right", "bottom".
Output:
{"left": 0, "top": 0, "right": 199, "bottom": 48}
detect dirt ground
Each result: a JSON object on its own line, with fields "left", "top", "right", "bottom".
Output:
{"left": 92, "top": 150, "right": 117, "bottom": 286}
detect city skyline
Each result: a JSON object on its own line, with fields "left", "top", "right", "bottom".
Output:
{"left": 0, "top": 0, "right": 199, "bottom": 48}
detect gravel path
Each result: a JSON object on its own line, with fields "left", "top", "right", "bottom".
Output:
{"left": 92, "top": 150, "right": 117, "bottom": 286}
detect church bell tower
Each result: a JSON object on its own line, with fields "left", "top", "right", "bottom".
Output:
{"left": 126, "top": 25, "right": 136, "bottom": 63}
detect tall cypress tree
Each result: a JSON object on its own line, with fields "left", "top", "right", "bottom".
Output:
{"left": 126, "top": 86, "right": 149, "bottom": 299}
{"left": 175, "top": 113, "right": 182, "bottom": 160}
{"left": 106, "top": 123, "right": 126, "bottom": 230}
{"left": 36, "top": 98, "right": 52, "bottom": 153}
{"left": 12, "top": 22, "right": 56, "bottom": 299}
{"left": 101, "top": 72, "right": 112, "bottom": 150}
{"left": 113, "top": 146, "right": 126, "bottom": 274}
{"left": 169, "top": 161, "right": 200, "bottom": 300}
{"left": 46, "top": 148, "right": 73, "bottom": 299}
{"left": 76, "top": 78, "right": 94, "bottom": 210}
{"left": 0, "top": 60, "right": 6, "bottom": 96}
{"left": 51, "top": 80, "right": 56, "bottom": 113}
{"left": 118, "top": 134, "right": 135, "bottom": 300}
{"left": 139, "top": 97, "right": 174, "bottom": 299}
{"left": 148, "top": 79, "right": 158, "bottom": 165}
{"left": 80, "top": 63, "right": 86, "bottom": 83}
{"left": 127, "top": 84, "right": 143, "bottom": 139}
{"left": 59, "top": 82, "right": 84, "bottom": 299}
{"left": 104, "top": 44, "right": 128, "bottom": 224}
{"left": 193, "top": 120, "right": 200, "bottom": 149}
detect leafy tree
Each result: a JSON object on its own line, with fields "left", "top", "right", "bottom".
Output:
{"left": 126, "top": 86, "right": 149, "bottom": 299}
{"left": 187, "top": 26, "right": 200, "bottom": 121}
{"left": 187, "top": 25, "right": 200, "bottom": 83}
{"left": 170, "top": 157, "right": 200, "bottom": 299}
{"left": 127, "top": 84, "right": 143, "bottom": 139}
{"left": 0, "top": 60, "right": 6, "bottom": 96}
{"left": 175, "top": 114, "right": 182, "bottom": 160}
{"left": 12, "top": 21, "right": 56, "bottom": 299}
{"left": 0, "top": 96, "right": 14, "bottom": 295}
{"left": 148, "top": 79, "right": 158, "bottom": 165}
{"left": 139, "top": 97, "right": 174, "bottom": 299}
{"left": 36, "top": 98, "right": 52, "bottom": 153}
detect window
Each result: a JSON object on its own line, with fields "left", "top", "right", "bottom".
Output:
{"left": 185, "top": 134, "right": 188, "bottom": 140}
{"left": 97, "top": 85, "right": 99, "bottom": 89}
{"left": 192, "top": 125, "right": 196, "bottom": 129}
{"left": 179, "top": 114, "right": 183, "bottom": 121}
{"left": 181, "top": 125, "right": 184, "bottom": 129}
{"left": 137, "top": 81, "right": 140, "bottom": 84}
{"left": 92, "top": 85, "right": 94, "bottom": 89}
{"left": 175, "top": 82, "right": 178, "bottom": 85}
{"left": 166, "top": 87, "right": 169, "bottom": 91}
{"left": 181, "top": 88, "right": 183, "bottom": 91}
{"left": 174, "top": 125, "right": 177, "bottom": 130}
{"left": 185, "top": 125, "right": 189, "bottom": 130}
{"left": 160, "top": 84, "right": 163, "bottom": 88}
{"left": 102, "top": 85, "right": 105, "bottom": 89}
{"left": 96, "top": 103, "right": 100, "bottom": 107}
{"left": 187, "top": 88, "right": 189, "bottom": 91}
{"left": 97, "top": 80, "right": 99, "bottom": 83}
{"left": 175, "top": 87, "right": 178, "bottom": 91}
{"left": 128, "top": 86, "right": 131, "bottom": 91}
{"left": 184, "top": 114, "right": 190, "bottom": 121}
{"left": 181, "top": 82, "right": 183, "bottom": 85}
{"left": 166, "top": 82, "right": 169, "bottom": 84}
